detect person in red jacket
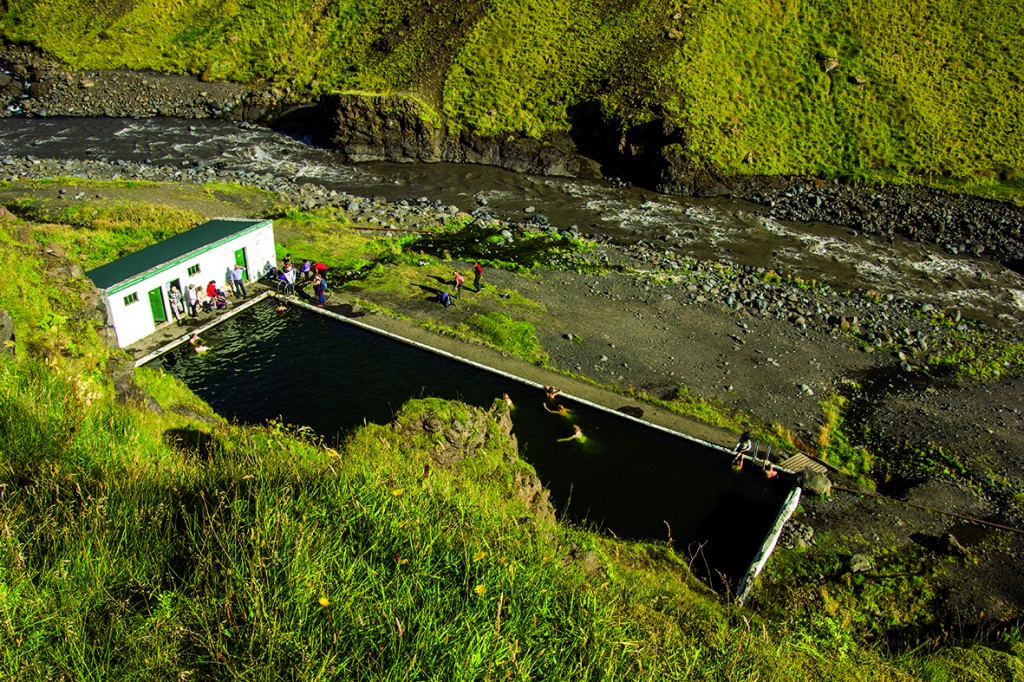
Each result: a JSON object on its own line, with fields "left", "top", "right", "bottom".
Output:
{"left": 207, "top": 280, "right": 227, "bottom": 303}
{"left": 473, "top": 262, "right": 484, "bottom": 292}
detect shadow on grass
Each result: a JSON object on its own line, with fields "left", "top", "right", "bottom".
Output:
{"left": 163, "top": 428, "right": 219, "bottom": 460}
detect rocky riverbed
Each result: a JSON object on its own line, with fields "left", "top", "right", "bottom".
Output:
{"left": 4, "top": 42, "right": 1024, "bottom": 272}
{"left": 2, "top": 42, "right": 1023, "bottom": 631}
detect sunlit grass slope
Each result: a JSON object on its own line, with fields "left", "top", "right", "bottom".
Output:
{"left": 1, "top": 0, "right": 1021, "bottom": 196}
{"left": 661, "top": 0, "right": 1024, "bottom": 188}
{"left": 0, "top": 183, "right": 1022, "bottom": 678}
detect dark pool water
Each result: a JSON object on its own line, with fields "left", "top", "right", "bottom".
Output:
{"left": 151, "top": 302, "right": 792, "bottom": 590}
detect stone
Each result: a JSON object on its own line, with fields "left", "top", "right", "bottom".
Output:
{"left": 817, "top": 55, "right": 840, "bottom": 72}
{"left": 849, "top": 553, "right": 873, "bottom": 573}
{"left": 799, "top": 468, "right": 832, "bottom": 496}
{"left": 0, "top": 309, "right": 14, "bottom": 357}
{"left": 942, "top": 532, "right": 971, "bottom": 558}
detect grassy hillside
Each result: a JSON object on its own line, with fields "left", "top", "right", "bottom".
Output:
{"left": 1, "top": 179, "right": 1023, "bottom": 677}
{"left": 1, "top": 0, "right": 1021, "bottom": 196}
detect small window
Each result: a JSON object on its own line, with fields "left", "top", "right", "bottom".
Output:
{"left": 123, "top": 292, "right": 139, "bottom": 306}
{"left": 187, "top": 263, "right": 201, "bottom": 276}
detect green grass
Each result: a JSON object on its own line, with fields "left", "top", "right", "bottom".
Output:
{"left": 817, "top": 391, "right": 875, "bottom": 487}
{"left": 7, "top": 197, "right": 203, "bottom": 268}
{"left": 1, "top": 336, "right": 1004, "bottom": 680}
{"left": 466, "top": 311, "right": 548, "bottom": 365}
{"left": 758, "top": 536, "right": 942, "bottom": 647}
{"left": 660, "top": 0, "right": 1024, "bottom": 192}
{"left": 927, "top": 332, "right": 1024, "bottom": 381}
{"left": 1, "top": 182, "right": 1024, "bottom": 678}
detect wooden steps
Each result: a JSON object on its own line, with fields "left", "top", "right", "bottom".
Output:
{"left": 777, "top": 452, "right": 828, "bottom": 475}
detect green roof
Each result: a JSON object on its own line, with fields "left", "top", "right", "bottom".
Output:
{"left": 86, "top": 218, "right": 270, "bottom": 292}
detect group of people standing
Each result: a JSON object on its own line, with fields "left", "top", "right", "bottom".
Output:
{"left": 167, "top": 267, "right": 245, "bottom": 326}
{"left": 441, "top": 262, "right": 485, "bottom": 308}
{"left": 273, "top": 254, "right": 327, "bottom": 306}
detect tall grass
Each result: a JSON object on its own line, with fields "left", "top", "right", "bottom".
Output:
{"left": 0, "top": 186, "right": 1022, "bottom": 678}
{"left": 1, "top": 351, "right": 961, "bottom": 679}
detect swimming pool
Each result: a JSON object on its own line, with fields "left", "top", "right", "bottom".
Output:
{"left": 151, "top": 301, "right": 794, "bottom": 591}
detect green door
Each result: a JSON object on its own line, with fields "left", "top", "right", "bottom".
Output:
{"left": 148, "top": 287, "right": 167, "bottom": 323}
{"left": 233, "top": 247, "right": 248, "bottom": 279}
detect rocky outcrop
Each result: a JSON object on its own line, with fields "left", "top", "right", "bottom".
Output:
{"left": 0, "top": 309, "right": 14, "bottom": 357}
{"left": 312, "top": 94, "right": 446, "bottom": 164}
{"left": 314, "top": 92, "right": 1024, "bottom": 264}
{"left": 392, "top": 400, "right": 553, "bottom": 522}
{"left": 313, "top": 93, "right": 602, "bottom": 179}
{"left": 396, "top": 406, "right": 492, "bottom": 467}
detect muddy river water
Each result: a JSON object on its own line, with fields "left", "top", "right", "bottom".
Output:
{"left": 0, "top": 116, "right": 1021, "bottom": 327}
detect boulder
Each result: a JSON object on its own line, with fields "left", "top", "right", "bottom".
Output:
{"left": 0, "top": 309, "right": 14, "bottom": 357}
{"left": 849, "top": 553, "right": 873, "bottom": 573}
{"left": 799, "top": 468, "right": 832, "bottom": 496}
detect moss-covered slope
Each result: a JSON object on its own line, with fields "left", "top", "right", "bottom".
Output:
{"left": 1, "top": 0, "right": 1021, "bottom": 193}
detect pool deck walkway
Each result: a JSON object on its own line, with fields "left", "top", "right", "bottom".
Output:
{"left": 127, "top": 284, "right": 275, "bottom": 366}
{"left": 776, "top": 452, "right": 829, "bottom": 475}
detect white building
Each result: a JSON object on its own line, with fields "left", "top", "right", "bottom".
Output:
{"left": 86, "top": 218, "right": 275, "bottom": 348}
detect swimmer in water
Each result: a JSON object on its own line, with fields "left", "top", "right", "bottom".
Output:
{"left": 544, "top": 385, "right": 562, "bottom": 400}
{"left": 762, "top": 457, "right": 778, "bottom": 479}
{"left": 558, "top": 424, "right": 585, "bottom": 443}
{"left": 543, "top": 402, "right": 570, "bottom": 416}
{"left": 188, "top": 332, "right": 210, "bottom": 353}
{"left": 502, "top": 393, "right": 514, "bottom": 408}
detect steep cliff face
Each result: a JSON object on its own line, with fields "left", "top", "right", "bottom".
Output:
{"left": 311, "top": 93, "right": 603, "bottom": 180}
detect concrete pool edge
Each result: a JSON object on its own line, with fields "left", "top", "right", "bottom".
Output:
{"left": 735, "top": 485, "right": 802, "bottom": 605}
{"left": 133, "top": 291, "right": 274, "bottom": 367}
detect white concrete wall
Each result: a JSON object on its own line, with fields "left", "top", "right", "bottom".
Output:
{"left": 106, "top": 223, "right": 276, "bottom": 348}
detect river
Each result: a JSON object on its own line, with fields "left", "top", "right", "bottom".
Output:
{"left": 1, "top": 116, "right": 1021, "bottom": 326}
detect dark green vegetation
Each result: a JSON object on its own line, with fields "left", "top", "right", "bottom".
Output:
{"left": 2, "top": 178, "right": 1024, "bottom": 677}
{"left": 2, "top": 0, "right": 1022, "bottom": 199}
